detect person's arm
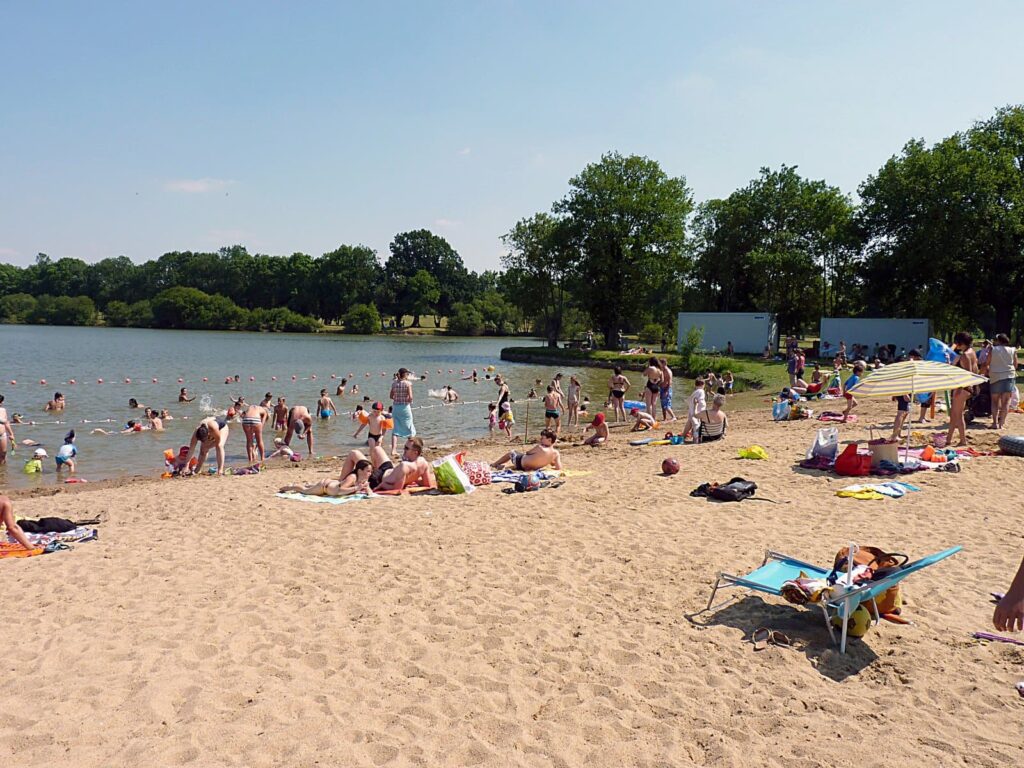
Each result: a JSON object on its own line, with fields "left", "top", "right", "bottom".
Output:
{"left": 182, "top": 433, "right": 201, "bottom": 475}
{"left": 994, "top": 556, "right": 1024, "bottom": 633}
{"left": 552, "top": 449, "right": 563, "bottom": 471}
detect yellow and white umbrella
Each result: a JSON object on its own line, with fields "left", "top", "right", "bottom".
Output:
{"left": 847, "top": 360, "right": 987, "bottom": 398}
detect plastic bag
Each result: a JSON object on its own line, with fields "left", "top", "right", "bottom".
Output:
{"left": 738, "top": 445, "right": 769, "bottom": 460}
{"left": 432, "top": 454, "right": 474, "bottom": 494}
{"left": 806, "top": 427, "right": 839, "bottom": 461}
{"left": 772, "top": 402, "right": 791, "bottom": 421}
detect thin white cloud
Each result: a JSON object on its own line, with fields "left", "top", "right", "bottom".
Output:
{"left": 457, "top": 147, "right": 471, "bottom": 156}
{"left": 164, "top": 178, "right": 236, "bottom": 194}
{"left": 434, "top": 218, "right": 459, "bottom": 229}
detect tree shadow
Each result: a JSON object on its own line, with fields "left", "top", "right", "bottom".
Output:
{"left": 685, "top": 593, "right": 880, "bottom": 682}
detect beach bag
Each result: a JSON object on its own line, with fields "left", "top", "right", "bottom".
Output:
{"left": 772, "top": 402, "right": 791, "bottom": 421}
{"left": 834, "top": 443, "right": 871, "bottom": 476}
{"left": 432, "top": 454, "right": 474, "bottom": 495}
{"left": 709, "top": 477, "right": 757, "bottom": 502}
{"left": 462, "top": 459, "right": 492, "bottom": 486}
{"left": 806, "top": 427, "right": 839, "bottom": 461}
{"left": 830, "top": 546, "right": 908, "bottom": 615}
{"left": 514, "top": 472, "right": 544, "bottom": 493}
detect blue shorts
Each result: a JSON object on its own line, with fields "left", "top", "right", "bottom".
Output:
{"left": 55, "top": 456, "right": 71, "bottom": 466}
{"left": 319, "top": 410, "right": 333, "bottom": 419}
{"left": 660, "top": 387, "right": 673, "bottom": 409}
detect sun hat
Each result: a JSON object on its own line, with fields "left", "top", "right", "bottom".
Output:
{"left": 34, "top": 448, "right": 47, "bottom": 458}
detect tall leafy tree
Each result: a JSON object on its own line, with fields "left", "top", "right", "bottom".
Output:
{"left": 315, "top": 245, "right": 381, "bottom": 324}
{"left": 501, "top": 212, "right": 576, "bottom": 347}
{"left": 385, "top": 229, "right": 468, "bottom": 326}
{"left": 555, "top": 152, "right": 693, "bottom": 349}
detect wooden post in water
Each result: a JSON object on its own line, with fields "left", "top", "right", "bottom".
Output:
{"left": 524, "top": 399, "right": 530, "bottom": 444}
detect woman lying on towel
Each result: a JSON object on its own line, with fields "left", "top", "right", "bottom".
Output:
{"left": 279, "top": 459, "right": 374, "bottom": 497}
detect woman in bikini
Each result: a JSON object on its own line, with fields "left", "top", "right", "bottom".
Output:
{"left": 241, "top": 403, "right": 270, "bottom": 465}
{"left": 279, "top": 459, "right": 374, "bottom": 497}
{"left": 642, "top": 357, "right": 663, "bottom": 415}
{"left": 0, "top": 394, "right": 14, "bottom": 465}
{"left": 696, "top": 394, "right": 728, "bottom": 444}
{"left": 608, "top": 367, "right": 631, "bottom": 423}
{"left": 944, "top": 331, "right": 979, "bottom": 447}
{"left": 566, "top": 375, "right": 581, "bottom": 428}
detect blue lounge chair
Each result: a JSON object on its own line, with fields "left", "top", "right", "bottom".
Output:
{"left": 705, "top": 546, "right": 962, "bottom": 653}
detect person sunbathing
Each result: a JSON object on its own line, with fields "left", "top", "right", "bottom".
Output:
{"left": 279, "top": 459, "right": 374, "bottom": 497}
{"left": 491, "top": 429, "right": 562, "bottom": 471}
{"left": 340, "top": 437, "right": 435, "bottom": 492}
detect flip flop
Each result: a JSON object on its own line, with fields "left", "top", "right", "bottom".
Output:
{"left": 752, "top": 627, "right": 770, "bottom": 651}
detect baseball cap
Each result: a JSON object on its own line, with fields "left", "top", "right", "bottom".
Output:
{"left": 372, "top": 401, "right": 384, "bottom": 411}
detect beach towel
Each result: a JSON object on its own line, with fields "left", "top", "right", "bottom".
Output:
{"left": 390, "top": 402, "right": 416, "bottom": 438}
{"left": 276, "top": 492, "right": 378, "bottom": 505}
{"left": 818, "top": 412, "right": 856, "bottom": 423}
{"left": 0, "top": 542, "right": 45, "bottom": 558}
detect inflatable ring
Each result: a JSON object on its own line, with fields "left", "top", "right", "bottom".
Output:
{"left": 998, "top": 435, "right": 1024, "bottom": 457}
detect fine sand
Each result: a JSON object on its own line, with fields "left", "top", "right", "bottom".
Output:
{"left": 3, "top": 397, "right": 1024, "bottom": 767}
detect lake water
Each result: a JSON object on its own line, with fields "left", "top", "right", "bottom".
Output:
{"left": 0, "top": 326, "right": 613, "bottom": 489}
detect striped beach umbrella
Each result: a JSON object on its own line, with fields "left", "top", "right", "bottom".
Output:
{"left": 847, "top": 360, "right": 987, "bottom": 397}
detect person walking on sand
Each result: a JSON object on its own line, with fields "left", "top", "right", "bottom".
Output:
{"left": 491, "top": 429, "right": 562, "bottom": 472}
{"left": 658, "top": 358, "right": 676, "bottom": 422}
{"left": 642, "top": 357, "right": 663, "bottom": 415}
{"left": 389, "top": 368, "right": 416, "bottom": 457}
{"left": 608, "top": 367, "right": 631, "bottom": 423}
{"left": 988, "top": 333, "right": 1018, "bottom": 430}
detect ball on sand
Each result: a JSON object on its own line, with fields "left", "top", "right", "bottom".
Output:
{"left": 661, "top": 457, "right": 680, "bottom": 475}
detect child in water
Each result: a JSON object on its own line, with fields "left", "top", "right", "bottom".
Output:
{"left": 500, "top": 401, "right": 515, "bottom": 440}
{"left": 55, "top": 430, "right": 78, "bottom": 474}
{"left": 487, "top": 403, "right": 498, "bottom": 436}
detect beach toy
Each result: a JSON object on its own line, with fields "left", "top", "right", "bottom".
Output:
{"left": 662, "top": 457, "right": 680, "bottom": 475}
{"left": 384, "top": 418, "right": 394, "bottom": 430}
{"left": 65, "top": 478, "right": 87, "bottom": 484}
{"left": 486, "top": 366, "right": 495, "bottom": 372}
{"left": 624, "top": 400, "right": 646, "bottom": 411}
{"left": 831, "top": 605, "right": 872, "bottom": 638}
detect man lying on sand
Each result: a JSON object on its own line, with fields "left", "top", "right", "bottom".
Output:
{"left": 340, "top": 437, "right": 435, "bottom": 492}
{"left": 491, "top": 429, "right": 562, "bottom": 472}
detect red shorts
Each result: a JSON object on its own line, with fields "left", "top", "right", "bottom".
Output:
{"left": 844, "top": 392, "right": 854, "bottom": 400}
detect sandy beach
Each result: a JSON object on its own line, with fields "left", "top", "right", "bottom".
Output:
{"left": 3, "top": 397, "right": 1024, "bottom": 767}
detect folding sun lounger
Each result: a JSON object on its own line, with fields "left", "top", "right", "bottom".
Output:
{"left": 704, "top": 546, "right": 962, "bottom": 653}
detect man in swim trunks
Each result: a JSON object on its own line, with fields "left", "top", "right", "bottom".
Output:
{"left": 542, "top": 385, "right": 563, "bottom": 434}
{"left": 443, "top": 385, "right": 459, "bottom": 404}
{"left": 608, "top": 367, "right": 631, "bottom": 423}
{"left": 182, "top": 414, "right": 231, "bottom": 475}
{"left": 284, "top": 405, "right": 314, "bottom": 457}
{"left": 642, "top": 357, "right": 663, "bottom": 415}
{"left": 340, "top": 437, "right": 435, "bottom": 492}
{"left": 658, "top": 358, "right": 676, "bottom": 422}
{"left": 491, "top": 429, "right": 562, "bottom": 472}
{"left": 317, "top": 389, "right": 337, "bottom": 420}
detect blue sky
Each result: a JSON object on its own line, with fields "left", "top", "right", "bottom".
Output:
{"left": 2, "top": 1, "right": 1023, "bottom": 272}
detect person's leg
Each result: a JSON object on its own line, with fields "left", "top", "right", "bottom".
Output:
{"left": 368, "top": 445, "right": 391, "bottom": 468}
{"left": 491, "top": 451, "right": 513, "bottom": 468}
{"left": 1, "top": 496, "right": 35, "bottom": 550}
{"left": 255, "top": 425, "right": 265, "bottom": 463}
{"left": 995, "top": 392, "right": 1010, "bottom": 429}
{"left": 243, "top": 425, "right": 253, "bottom": 463}
{"left": 340, "top": 449, "right": 368, "bottom": 476}
{"left": 67, "top": 458, "right": 76, "bottom": 475}
{"left": 890, "top": 410, "right": 907, "bottom": 441}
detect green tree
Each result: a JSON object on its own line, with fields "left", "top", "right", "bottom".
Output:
{"left": 692, "top": 165, "right": 858, "bottom": 334}
{"left": 0, "top": 263, "right": 23, "bottom": 297}
{"left": 343, "top": 303, "right": 382, "bottom": 334}
{"left": 0, "top": 292, "right": 37, "bottom": 322}
{"left": 860, "top": 105, "right": 1024, "bottom": 336}
{"left": 385, "top": 230, "right": 468, "bottom": 326}
{"left": 555, "top": 152, "right": 693, "bottom": 349}
{"left": 447, "top": 302, "right": 485, "bottom": 335}
{"left": 316, "top": 245, "right": 381, "bottom": 323}
{"left": 501, "top": 213, "right": 576, "bottom": 347}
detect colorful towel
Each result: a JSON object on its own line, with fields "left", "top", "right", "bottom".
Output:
{"left": 0, "top": 542, "right": 45, "bottom": 559}
{"left": 818, "top": 412, "right": 857, "bottom": 423}
{"left": 276, "top": 492, "right": 378, "bottom": 505}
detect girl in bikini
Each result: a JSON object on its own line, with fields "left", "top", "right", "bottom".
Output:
{"left": 279, "top": 460, "right": 374, "bottom": 497}
{"left": 608, "top": 367, "right": 631, "bottom": 423}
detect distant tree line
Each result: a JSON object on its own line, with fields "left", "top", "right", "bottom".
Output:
{"left": 3, "top": 104, "right": 1022, "bottom": 344}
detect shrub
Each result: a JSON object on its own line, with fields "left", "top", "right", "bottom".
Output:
{"left": 343, "top": 303, "right": 381, "bottom": 335}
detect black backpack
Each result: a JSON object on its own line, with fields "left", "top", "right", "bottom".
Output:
{"left": 691, "top": 477, "right": 758, "bottom": 502}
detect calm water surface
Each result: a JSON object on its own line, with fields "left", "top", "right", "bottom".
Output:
{"left": 1, "top": 326, "right": 613, "bottom": 489}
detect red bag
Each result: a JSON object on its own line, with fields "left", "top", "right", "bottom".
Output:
{"left": 834, "top": 443, "right": 871, "bottom": 476}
